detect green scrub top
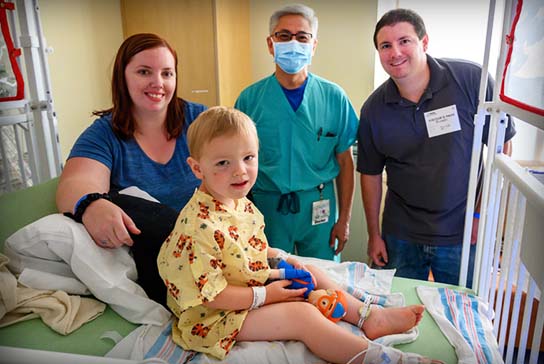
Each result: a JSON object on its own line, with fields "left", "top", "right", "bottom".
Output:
{"left": 235, "top": 73, "right": 358, "bottom": 194}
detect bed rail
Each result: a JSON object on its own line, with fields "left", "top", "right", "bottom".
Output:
{"left": 0, "top": 100, "right": 38, "bottom": 193}
{"left": 461, "top": 0, "right": 544, "bottom": 362}
{"left": 0, "top": 0, "right": 62, "bottom": 195}
{"left": 478, "top": 153, "right": 543, "bottom": 363}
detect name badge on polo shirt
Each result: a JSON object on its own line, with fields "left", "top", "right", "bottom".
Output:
{"left": 423, "top": 105, "right": 461, "bottom": 138}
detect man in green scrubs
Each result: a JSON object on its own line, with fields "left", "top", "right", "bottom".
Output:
{"left": 235, "top": 4, "right": 358, "bottom": 260}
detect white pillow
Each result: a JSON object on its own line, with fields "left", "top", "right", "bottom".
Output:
{"left": 4, "top": 213, "right": 170, "bottom": 325}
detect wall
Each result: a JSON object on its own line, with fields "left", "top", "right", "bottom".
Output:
{"left": 215, "top": 0, "right": 252, "bottom": 106}
{"left": 513, "top": 124, "right": 544, "bottom": 162}
{"left": 40, "top": 0, "right": 123, "bottom": 162}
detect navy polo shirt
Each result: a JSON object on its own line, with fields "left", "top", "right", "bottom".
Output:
{"left": 357, "top": 55, "right": 516, "bottom": 245}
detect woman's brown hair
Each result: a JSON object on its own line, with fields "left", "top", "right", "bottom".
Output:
{"left": 93, "top": 33, "right": 185, "bottom": 140}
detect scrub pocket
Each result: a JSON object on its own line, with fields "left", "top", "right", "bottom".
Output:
{"left": 305, "top": 127, "right": 337, "bottom": 170}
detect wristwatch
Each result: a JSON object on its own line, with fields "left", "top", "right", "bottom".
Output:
{"left": 68, "top": 192, "right": 111, "bottom": 223}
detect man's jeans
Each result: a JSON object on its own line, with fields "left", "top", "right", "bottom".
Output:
{"left": 378, "top": 235, "right": 476, "bottom": 288}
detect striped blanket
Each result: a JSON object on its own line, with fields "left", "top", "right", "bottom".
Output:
{"left": 417, "top": 286, "right": 503, "bottom": 364}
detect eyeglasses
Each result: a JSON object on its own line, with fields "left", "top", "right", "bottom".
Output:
{"left": 272, "top": 30, "right": 313, "bottom": 43}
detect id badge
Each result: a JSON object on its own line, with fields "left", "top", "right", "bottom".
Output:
{"left": 423, "top": 104, "right": 461, "bottom": 138}
{"left": 312, "top": 199, "right": 330, "bottom": 225}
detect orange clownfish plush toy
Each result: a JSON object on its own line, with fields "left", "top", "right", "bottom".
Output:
{"left": 307, "top": 289, "right": 347, "bottom": 323}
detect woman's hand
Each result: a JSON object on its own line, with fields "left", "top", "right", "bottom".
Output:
{"left": 264, "top": 280, "right": 307, "bottom": 304}
{"left": 57, "top": 157, "right": 141, "bottom": 249}
{"left": 82, "top": 198, "right": 140, "bottom": 249}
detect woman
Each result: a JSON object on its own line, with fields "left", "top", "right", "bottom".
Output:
{"left": 56, "top": 33, "right": 206, "bottom": 305}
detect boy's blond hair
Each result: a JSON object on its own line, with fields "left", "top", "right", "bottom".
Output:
{"left": 187, "top": 106, "right": 258, "bottom": 159}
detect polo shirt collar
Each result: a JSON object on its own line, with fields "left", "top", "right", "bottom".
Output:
{"left": 426, "top": 54, "right": 449, "bottom": 94}
{"left": 384, "top": 54, "right": 449, "bottom": 104}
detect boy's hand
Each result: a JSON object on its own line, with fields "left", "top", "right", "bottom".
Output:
{"left": 268, "top": 268, "right": 281, "bottom": 280}
{"left": 264, "top": 280, "right": 307, "bottom": 304}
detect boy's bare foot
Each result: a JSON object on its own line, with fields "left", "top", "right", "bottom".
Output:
{"left": 362, "top": 304, "right": 424, "bottom": 340}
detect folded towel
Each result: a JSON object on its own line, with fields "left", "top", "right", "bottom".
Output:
{"left": 0, "top": 253, "right": 105, "bottom": 335}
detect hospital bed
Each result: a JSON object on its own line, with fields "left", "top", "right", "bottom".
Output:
{"left": 0, "top": 177, "right": 463, "bottom": 364}
{"left": 0, "top": 0, "right": 542, "bottom": 362}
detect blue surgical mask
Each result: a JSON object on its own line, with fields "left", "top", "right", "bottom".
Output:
{"left": 273, "top": 40, "right": 313, "bottom": 74}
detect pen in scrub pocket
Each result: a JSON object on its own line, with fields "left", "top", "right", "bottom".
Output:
{"left": 317, "top": 127, "right": 323, "bottom": 141}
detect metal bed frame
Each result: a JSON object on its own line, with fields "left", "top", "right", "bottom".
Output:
{"left": 460, "top": 0, "right": 544, "bottom": 362}
{"left": 0, "top": 0, "right": 61, "bottom": 194}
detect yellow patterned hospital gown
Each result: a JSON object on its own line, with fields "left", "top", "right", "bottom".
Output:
{"left": 157, "top": 189, "right": 271, "bottom": 359}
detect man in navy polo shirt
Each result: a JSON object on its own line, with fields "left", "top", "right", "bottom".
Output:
{"left": 357, "top": 8, "right": 515, "bottom": 287}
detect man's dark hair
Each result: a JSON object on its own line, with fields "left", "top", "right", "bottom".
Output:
{"left": 373, "top": 8, "right": 427, "bottom": 49}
